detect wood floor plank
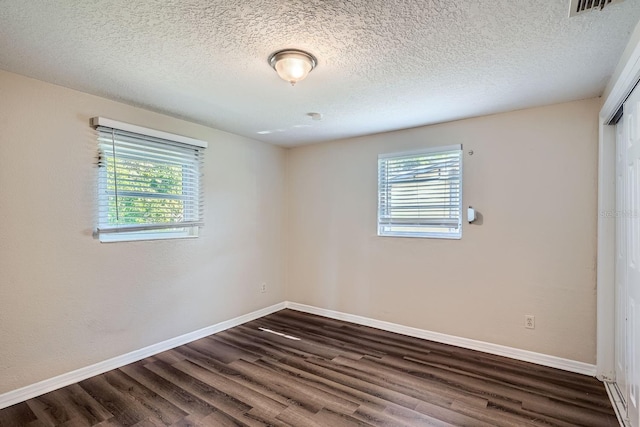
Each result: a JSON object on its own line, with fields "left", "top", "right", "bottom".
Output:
{"left": 186, "top": 337, "right": 260, "bottom": 364}
{"left": 248, "top": 319, "right": 368, "bottom": 361}
{"left": 142, "top": 360, "right": 252, "bottom": 421}
{"left": 131, "top": 416, "right": 164, "bottom": 427}
{"left": 0, "top": 402, "right": 39, "bottom": 427}
{"left": 78, "top": 376, "right": 155, "bottom": 426}
{"left": 177, "top": 410, "right": 244, "bottom": 427}
{"left": 0, "top": 309, "right": 618, "bottom": 426}
{"left": 349, "top": 404, "right": 433, "bottom": 427}
{"left": 304, "top": 356, "right": 449, "bottom": 409}
{"left": 92, "top": 418, "right": 122, "bottom": 427}
{"left": 170, "top": 344, "right": 295, "bottom": 410}
{"left": 254, "top": 360, "right": 362, "bottom": 416}
{"left": 53, "top": 385, "right": 113, "bottom": 427}
{"left": 101, "top": 370, "right": 187, "bottom": 425}
{"left": 379, "top": 404, "right": 456, "bottom": 427}
{"left": 275, "top": 406, "right": 323, "bottom": 427}
{"left": 27, "top": 391, "right": 74, "bottom": 426}
{"left": 256, "top": 320, "right": 434, "bottom": 363}
{"left": 118, "top": 363, "right": 215, "bottom": 420}
{"left": 375, "top": 353, "right": 614, "bottom": 422}
{"left": 312, "top": 407, "right": 375, "bottom": 426}
{"left": 58, "top": 417, "right": 94, "bottom": 427}
{"left": 226, "top": 358, "right": 329, "bottom": 413}
{"left": 171, "top": 359, "right": 287, "bottom": 418}
{"left": 257, "top": 355, "right": 393, "bottom": 412}
{"left": 521, "top": 394, "right": 620, "bottom": 427}
{"left": 214, "top": 330, "right": 306, "bottom": 363}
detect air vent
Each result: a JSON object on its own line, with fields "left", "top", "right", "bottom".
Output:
{"left": 569, "top": 0, "right": 624, "bottom": 17}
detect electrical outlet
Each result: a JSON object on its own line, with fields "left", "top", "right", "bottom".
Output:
{"left": 260, "top": 282, "right": 267, "bottom": 293}
{"left": 525, "top": 315, "right": 535, "bottom": 329}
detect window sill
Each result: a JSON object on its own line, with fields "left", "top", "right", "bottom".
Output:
{"left": 97, "top": 229, "right": 199, "bottom": 243}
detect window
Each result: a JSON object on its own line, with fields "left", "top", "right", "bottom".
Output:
{"left": 93, "top": 117, "right": 207, "bottom": 242}
{"left": 378, "top": 145, "right": 462, "bottom": 239}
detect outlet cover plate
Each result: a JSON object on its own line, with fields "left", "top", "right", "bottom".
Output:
{"left": 525, "top": 315, "right": 535, "bottom": 329}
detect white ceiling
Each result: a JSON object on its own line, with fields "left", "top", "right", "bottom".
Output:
{"left": 1, "top": 1, "right": 639, "bottom": 147}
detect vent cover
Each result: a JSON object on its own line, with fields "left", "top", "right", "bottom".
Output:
{"left": 569, "top": 0, "right": 624, "bottom": 17}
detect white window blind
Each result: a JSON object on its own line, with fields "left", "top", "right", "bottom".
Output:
{"left": 378, "top": 145, "right": 462, "bottom": 239}
{"left": 93, "top": 118, "right": 206, "bottom": 242}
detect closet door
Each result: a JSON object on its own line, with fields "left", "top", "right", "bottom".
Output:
{"left": 624, "top": 83, "right": 640, "bottom": 427}
{"left": 616, "top": 109, "right": 628, "bottom": 409}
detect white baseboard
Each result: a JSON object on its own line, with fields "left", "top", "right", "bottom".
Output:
{"left": 604, "top": 381, "right": 629, "bottom": 427}
{"left": 284, "top": 302, "right": 597, "bottom": 377}
{"left": 0, "top": 300, "right": 598, "bottom": 410}
{"left": 0, "top": 302, "right": 286, "bottom": 410}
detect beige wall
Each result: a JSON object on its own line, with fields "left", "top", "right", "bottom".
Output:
{"left": 0, "top": 66, "right": 602, "bottom": 395}
{"left": 286, "top": 98, "right": 600, "bottom": 363}
{"left": 0, "top": 70, "right": 287, "bottom": 394}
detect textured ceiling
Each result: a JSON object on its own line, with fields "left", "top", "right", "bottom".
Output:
{"left": 0, "top": 1, "right": 639, "bottom": 146}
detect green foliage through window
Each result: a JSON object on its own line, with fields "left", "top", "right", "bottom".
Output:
{"left": 106, "top": 157, "right": 185, "bottom": 225}
{"left": 96, "top": 124, "right": 204, "bottom": 242}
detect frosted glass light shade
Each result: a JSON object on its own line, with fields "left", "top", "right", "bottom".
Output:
{"left": 269, "top": 49, "right": 317, "bottom": 85}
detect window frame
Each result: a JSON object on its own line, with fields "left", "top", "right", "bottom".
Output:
{"left": 92, "top": 117, "right": 207, "bottom": 243}
{"left": 377, "top": 144, "right": 463, "bottom": 240}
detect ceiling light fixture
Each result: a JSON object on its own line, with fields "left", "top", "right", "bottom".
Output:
{"left": 268, "top": 49, "right": 317, "bottom": 86}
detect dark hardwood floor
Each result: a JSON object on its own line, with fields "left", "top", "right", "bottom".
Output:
{"left": 0, "top": 309, "right": 618, "bottom": 427}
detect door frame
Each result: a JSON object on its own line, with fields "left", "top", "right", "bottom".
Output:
{"left": 597, "top": 20, "right": 640, "bottom": 380}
